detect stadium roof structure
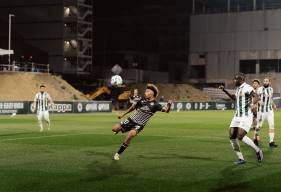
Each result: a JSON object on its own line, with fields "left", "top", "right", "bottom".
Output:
{"left": 0, "top": 48, "right": 13, "bottom": 56}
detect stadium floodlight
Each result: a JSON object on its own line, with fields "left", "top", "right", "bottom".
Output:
{"left": 8, "top": 14, "right": 15, "bottom": 66}
{"left": 64, "top": 7, "right": 70, "bottom": 17}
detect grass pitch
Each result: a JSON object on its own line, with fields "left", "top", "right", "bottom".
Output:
{"left": 0, "top": 111, "right": 280, "bottom": 192}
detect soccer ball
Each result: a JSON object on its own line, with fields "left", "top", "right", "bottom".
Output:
{"left": 111, "top": 75, "right": 123, "bottom": 86}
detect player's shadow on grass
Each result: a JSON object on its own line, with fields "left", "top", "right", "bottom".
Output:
{"left": 137, "top": 153, "right": 213, "bottom": 161}
{"left": 209, "top": 165, "right": 260, "bottom": 192}
{"left": 84, "top": 151, "right": 113, "bottom": 158}
{"left": 199, "top": 139, "right": 228, "bottom": 144}
{"left": 81, "top": 160, "right": 139, "bottom": 183}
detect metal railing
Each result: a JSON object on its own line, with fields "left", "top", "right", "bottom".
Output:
{"left": 0, "top": 62, "right": 50, "bottom": 73}
{"left": 193, "top": 0, "right": 281, "bottom": 15}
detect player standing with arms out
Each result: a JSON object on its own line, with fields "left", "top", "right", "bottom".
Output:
{"left": 255, "top": 77, "right": 277, "bottom": 147}
{"left": 219, "top": 73, "right": 263, "bottom": 165}
{"left": 251, "top": 79, "right": 260, "bottom": 143}
{"left": 112, "top": 84, "right": 172, "bottom": 160}
{"left": 32, "top": 85, "right": 54, "bottom": 132}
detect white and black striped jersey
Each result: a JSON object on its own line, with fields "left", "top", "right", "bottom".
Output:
{"left": 235, "top": 83, "right": 254, "bottom": 117}
{"left": 257, "top": 86, "right": 273, "bottom": 113}
{"left": 130, "top": 98, "right": 163, "bottom": 125}
{"left": 34, "top": 92, "right": 52, "bottom": 112}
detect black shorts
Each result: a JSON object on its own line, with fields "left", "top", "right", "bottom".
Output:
{"left": 120, "top": 118, "right": 144, "bottom": 133}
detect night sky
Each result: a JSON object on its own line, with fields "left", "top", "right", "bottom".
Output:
{"left": 94, "top": 0, "right": 192, "bottom": 82}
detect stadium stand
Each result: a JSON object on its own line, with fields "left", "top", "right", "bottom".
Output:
{"left": 131, "top": 84, "right": 213, "bottom": 101}
{"left": 203, "top": 88, "right": 235, "bottom": 100}
{"left": 0, "top": 72, "right": 88, "bottom": 101}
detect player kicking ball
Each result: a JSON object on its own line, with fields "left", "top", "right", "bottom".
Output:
{"left": 112, "top": 84, "right": 172, "bottom": 160}
{"left": 219, "top": 73, "right": 263, "bottom": 165}
{"left": 32, "top": 85, "right": 54, "bottom": 132}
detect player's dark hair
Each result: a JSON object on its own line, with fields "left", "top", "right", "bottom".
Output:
{"left": 252, "top": 79, "right": 260, "bottom": 85}
{"left": 146, "top": 84, "right": 159, "bottom": 97}
{"left": 234, "top": 73, "right": 246, "bottom": 82}
{"left": 40, "top": 85, "right": 45, "bottom": 88}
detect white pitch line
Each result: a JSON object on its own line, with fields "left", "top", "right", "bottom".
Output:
{"left": 0, "top": 132, "right": 227, "bottom": 142}
{"left": 0, "top": 132, "right": 94, "bottom": 142}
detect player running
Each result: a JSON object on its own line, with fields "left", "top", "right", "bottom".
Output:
{"left": 219, "top": 73, "right": 263, "bottom": 165}
{"left": 255, "top": 77, "right": 277, "bottom": 147}
{"left": 32, "top": 85, "right": 54, "bottom": 132}
{"left": 112, "top": 84, "right": 172, "bottom": 160}
{"left": 251, "top": 79, "right": 260, "bottom": 143}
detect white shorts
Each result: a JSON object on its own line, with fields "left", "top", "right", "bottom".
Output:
{"left": 230, "top": 115, "right": 253, "bottom": 133}
{"left": 37, "top": 110, "right": 50, "bottom": 122}
{"left": 257, "top": 110, "right": 274, "bottom": 129}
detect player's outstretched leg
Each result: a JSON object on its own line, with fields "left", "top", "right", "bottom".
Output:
{"left": 237, "top": 128, "right": 263, "bottom": 162}
{"left": 44, "top": 111, "right": 51, "bottom": 131}
{"left": 268, "top": 113, "right": 277, "bottom": 147}
{"left": 37, "top": 112, "right": 44, "bottom": 132}
{"left": 113, "top": 129, "right": 137, "bottom": 160}
{"left": 38, "top": 120, "right": 43, "bottom": 132}
{"left": 229, "top": 127, "right": 245, "bottom": 165}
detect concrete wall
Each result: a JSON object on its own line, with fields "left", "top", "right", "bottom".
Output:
{"left": 190, "top": 9, "right": 281, "bottom": 86}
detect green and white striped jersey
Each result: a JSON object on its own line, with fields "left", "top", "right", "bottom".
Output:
{"left": 235, "top": 83, "right": 254, "bottom": 117}
{"left": 257, "top": 86, "right": 273, "bottom": 113}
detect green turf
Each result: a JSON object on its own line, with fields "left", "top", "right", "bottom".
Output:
{"left": 0, "top": 111, "right": 280, "bottom": 192}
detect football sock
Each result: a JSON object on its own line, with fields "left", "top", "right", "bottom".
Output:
{"left": 242, "top": 136, "right": 260, "bottom": 152}
{"left": 230, "top": 139, "right": 244, "bottom": 160}
{"left": 269, "top": 129, "right": 274, "bottom": 143}
{"left": 38, "top": 120, "right": 43, "bottom": 130}
{"left": 117, "top": 143, "right": 129, "bottom": 154}
{"left": 254, "top": 129, "right": 259, "bottom": 139}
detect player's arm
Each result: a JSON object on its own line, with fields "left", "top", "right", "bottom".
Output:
{"left": 270, "top": 89, "right": 277, "bottom": 110}
{"left": 250, "top": 90, "right": 260, "bottom": 110}
{"left": 47, "top": 94, "right": 54, "bottom": 107}
{"left": 219, "top": 85, "right": 236, "bottom": 100}
{"left": 117, "top": 105, "right": 135, "bottom": 119}
{"left": 161, "top": 100, "right": 172, "bottom": 113}
{"left": 272, "top": 100, "right": 277, "bottom": 110}
{"left": 32, "top": 94, "right": 38, "bottom": 112}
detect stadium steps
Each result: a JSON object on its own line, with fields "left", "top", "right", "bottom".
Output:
{"left": 0, "top": 72, "right": 88, "bottom": 101}
{"left": 131, "top": 84, "right": 213, "bottom": 101}
{"left": 203, "top": 88, "right": 235, "bottom": 100}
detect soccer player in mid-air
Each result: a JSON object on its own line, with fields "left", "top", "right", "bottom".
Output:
{"left": 219, "top": 73, "right": 263, "bottom": 165}
{"left": 255, "top": 77, "right": 277, "bottom": 147}
{"left": 112, "top": 84, "right": 172, "bottom": 160}
{"left": 251, "top": 79, "right": 260, "bottom": 144}
{"left": 32, "top": 85, "right": 54, "bottom": 132}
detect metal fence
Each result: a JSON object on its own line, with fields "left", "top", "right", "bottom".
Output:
{"left": 0, "top": 62, "right": 50, "bottom": 73}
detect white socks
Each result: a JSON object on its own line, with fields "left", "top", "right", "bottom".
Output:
{"left": 242, "top": 136, "right": 260, "bottom": 152}
{"left": 230, "top": 139, "right": 244, "bottom": 160}
{"left": 38, "top": 120, "right": 43, "bottom": 130}
{"left": 269, "top": 129, "right": 274, "bottom": 143}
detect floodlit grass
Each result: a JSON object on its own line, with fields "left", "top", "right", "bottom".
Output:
{"left": 0, "top": 111, "right": 280, "bottom": 192}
